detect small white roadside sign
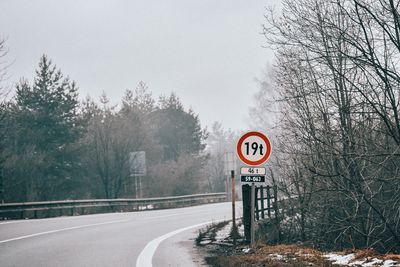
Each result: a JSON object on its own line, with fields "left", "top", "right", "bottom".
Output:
{"left": 129, "top": 151, "right": 146, "bottom": 177}
{"left": 240, "top": 167, "right": 266, "bottom": 175}
{"left": 223, "top": 152, "right": 237, "bottom": 175}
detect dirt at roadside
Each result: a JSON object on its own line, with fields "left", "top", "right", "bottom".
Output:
{"left": 202, "top": 244, "right": 336, "bottom": 267}
{"left": 195, "top": 223, "right": 400, "bottom": 267}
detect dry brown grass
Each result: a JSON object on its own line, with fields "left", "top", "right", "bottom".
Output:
{"left": 206, "top": 255, "right": 329, "bottom": 267}
{"left": 353, "top": 248, "right": 376, "bottom": 260}
{"left": 205, "top": 244, "right": 400, "bottom": 267}
{"left": 383, "top": 253, "right": 400, "bottom": 261}
{"left": 256, "top": 244, "right": 322, "bottom": 255}
{"left": 206, "top": 244, "right": 335, "bottom": 267}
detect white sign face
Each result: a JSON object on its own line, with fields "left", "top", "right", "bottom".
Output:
{"left": 236, "top": 131, "right": 272, "bottom": 166}
{"left": 240, "top": 167, "right": 266, "bottom": 175}
{"left": 130, "top": 151, "right": 146, "bottom": 176}
{"left": 240, "top": 135, "right": 267, "bottom": 162}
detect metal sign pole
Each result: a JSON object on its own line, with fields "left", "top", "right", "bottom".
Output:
{"left": 236, "top": 131, "right": 272, "bottom": 248}
{"left": 231, "top": 170, "right": 236, "bottom": 248}
{"left": 135, "top": 177, "right": 138, "bottom": 199}
{"left": 226, "top": 175, "right": 230, "bottom": 201}
{"left": 139, "top": 176, "right": 142, "bottom": 199}
{"left": 250, "top": 182, "right": 255, "bottom": 247}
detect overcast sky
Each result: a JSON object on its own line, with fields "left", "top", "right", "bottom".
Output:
{"left": 0, "top": 0, "right": 278, "bottom": 131}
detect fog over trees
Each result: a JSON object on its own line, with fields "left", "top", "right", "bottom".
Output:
{"left": 0, "top": 53, "right": 230, "bottom": 202}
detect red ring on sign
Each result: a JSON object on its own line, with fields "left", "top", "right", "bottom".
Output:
{"left": 236, "top": 131, "right": 272, "bottom": 166}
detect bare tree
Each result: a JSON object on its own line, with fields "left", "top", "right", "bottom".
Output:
{"left": 261, "top": 0, "right": 400, "bottom": 252}
{"left": 205, "top": 122, "right": 237, "bottom": 192}
{"left": 83, "top": 93, "right": 146, "bottom": 199}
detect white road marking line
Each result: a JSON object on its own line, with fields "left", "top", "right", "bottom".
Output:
{"left": 0, "top": 219, "right": 129, "bottom": 244}
{"left": 136, "top": 219, "right": 224, "bottom": 267}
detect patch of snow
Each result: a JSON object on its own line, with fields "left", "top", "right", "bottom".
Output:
{"left": 200, "top": 240, "right": 212, "bottom": 245}
{"left": 138, "top": 205, "right": 154, "bottom": 210}
{"left": 296, "top": 252, "right": 313, "bottom": 257}
{"left": 242, "top": 248, "right": 252, "bottom": 253}
{"left": 270, "top": 253, "right": 286, "bottom": 261}
{"left": 361, "top": 258, "right": 383, "bottom": 266}
{"left": 349, "top": 260, "right": 366, "bottom": 266}
{"left": 382, "top": 260, "right": 397, "bottom": 267}
{"left": 238, "top": 223, "right": 244, "bottom": 237}
{"left": 281, "top": 213, "right": 301, "bottom": 225}
{"left": 324, "top": 253, "right": 399, "bottom": 267}
{"left": 324, "top": 253, "right": 355, "bottom": 265}
{"left": 216, "top": 222, "right": 232, "bottom": 241}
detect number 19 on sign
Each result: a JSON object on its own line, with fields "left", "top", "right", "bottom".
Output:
{"left": 237, "top": 131, "right": 272, "bottom": 166}
{"left": 244, "top": 141, "right": 264, "bottom": 156}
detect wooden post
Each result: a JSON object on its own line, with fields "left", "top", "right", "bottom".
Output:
{"left": 273, "top": 185, "right": 278, "bottom": 219}
{"left": 267, "top": 185, "right": 271, "bottom": 218}
{"left": 255, "top": 187, "right": 259, "bottom": 220}
{"left": 231, "top": 170, "right": 236, "bottom": 248}
{"left": 260, "top": 186, "right": 265, "bottom": 219}
{"left": 273, "top": 185, "right": 280, "bottom": 242}
{"left": 250, "top": 183, "right": 255, "bottom": 247}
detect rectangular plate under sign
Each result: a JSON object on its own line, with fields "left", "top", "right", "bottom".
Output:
{"left": 240, "top": 175, "right": 266, "bottom": 183}
{"left": 240, "top": 167, "right": 266, "bottom": 175}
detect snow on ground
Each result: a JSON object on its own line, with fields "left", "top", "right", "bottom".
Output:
{"left": 382, "top": 260, "right": 399, "bottom": 267}
{"left": 238, "top": 223, "right": 244, "bottom": 237}
{"left": 324, "top": 253, "right": 399, "bottom": 267}
{"left": 211, "top": 224, "right": 400, "bottom": 267}
{"left": 269, "top": 253, "right": 287, "bottom": 261}
{"left": 324, "top": 253, "right": 356, "bottom": 265}
{"left": 215, "top": 220, "right": 244, "bottom": 241}
{"left": 215, "top": 222, "right": 232, "bottom": 241}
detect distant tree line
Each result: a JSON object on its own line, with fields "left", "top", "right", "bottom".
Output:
{"left": 259, "top": 0, "right": 400, "bottom": 253}
{"left": 0, "top": 54, "right": 225, "bottom": 202}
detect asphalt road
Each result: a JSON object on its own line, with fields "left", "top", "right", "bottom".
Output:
{"left": 0, "top": 202, "right": 241, "bottom": 267}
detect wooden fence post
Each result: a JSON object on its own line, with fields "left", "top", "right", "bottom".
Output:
{"left": 260, "top": 186, "right": 265, "bottom": 219}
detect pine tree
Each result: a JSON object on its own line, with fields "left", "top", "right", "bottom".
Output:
{"left": 9, "top": 55, "right": 82, "bottom": 201}
{"left": 152, "top": 93, "right": 207, "bottom": 161}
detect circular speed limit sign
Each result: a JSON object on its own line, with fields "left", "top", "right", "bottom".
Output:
{"left": 236, "top": 131, "right": 272, "bottom": 166}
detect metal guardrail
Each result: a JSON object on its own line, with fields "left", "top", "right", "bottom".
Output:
{"left": 0, "top": 193, "right": 227, "bottom": 220}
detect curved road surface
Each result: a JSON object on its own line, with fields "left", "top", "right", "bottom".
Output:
{"left": 0, "top": 202, "right": 241, "bottom": 267}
